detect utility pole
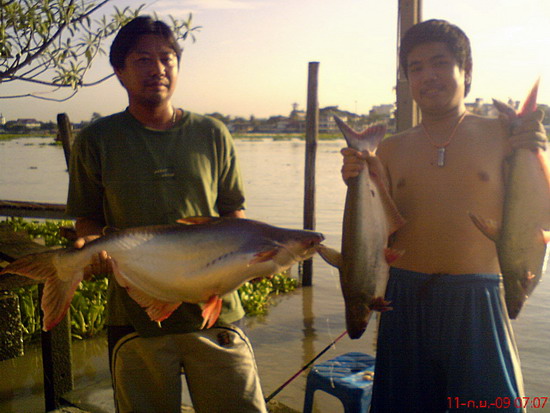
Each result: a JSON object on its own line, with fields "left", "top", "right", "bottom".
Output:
{"left": 396, "top": 0, "right": 422, "bottom": 132}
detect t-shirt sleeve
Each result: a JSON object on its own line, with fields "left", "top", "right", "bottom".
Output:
{"left": 215, "top": 123, "right": 246, "bottom": 215}
{"left": 65, "top": 131, "right": 105, "bottom": 219}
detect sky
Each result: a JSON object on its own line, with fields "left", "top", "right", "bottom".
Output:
{"left": 1, "top": 0, "right": 549, "bottom": 123}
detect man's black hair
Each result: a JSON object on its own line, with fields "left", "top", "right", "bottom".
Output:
{"left": 109, "top": 16, "right": 182, "bottom": 70}
{"left": 399, "top": 19, "right": 472, "bottom": 96}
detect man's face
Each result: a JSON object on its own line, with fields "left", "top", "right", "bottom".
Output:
{"left": 406, "top": 41, "right": 469, "bottom": 114}
{"left": 115, "top": 34, "right": 179, "bottom": 107}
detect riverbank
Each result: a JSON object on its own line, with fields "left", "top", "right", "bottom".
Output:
{"left": 0, "top": 131, "right": 342, "bottom": 141}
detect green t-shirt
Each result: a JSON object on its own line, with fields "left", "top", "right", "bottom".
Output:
{"left": 66, "top": 109, "right": 246, "bottom": 336}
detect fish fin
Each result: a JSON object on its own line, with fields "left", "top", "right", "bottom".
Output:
{"left": 522, "top": 271, "right": 537, "bottom": 290}
{"left": 380, "top": 181, "right": 406, "bottom": 235}
{"left": 249, "top": 248, "right": 278, "bottom": 264}
{"left": 1, "top": 250, "right": 59, "bottom": 281}
{"left": 468, "top": 212, "right": 500, "bottom": 242}
{"left": 542, "top": 229, "right": 550, "bottom": 244}
{"left": 369, "top": 296, "right": 392, "bottom": 312}
{"left": 201, "top": 296, "right": 223, "bottom": 329}
{"left": 42, "top": 276, "right": 82, "bottom": 331}
{"left": 333, "top": 115, "right": 387, "bottom": 153}
{"left": 492, "top": 98, "right": 518, "bottom": 121}
{"left": 0, "top": 251, "right": 82, "bottom": 331}
{"left": 384, "top": 248, "right": 404, "bottom": 264}
{"left": 518, "top": 78, "right": 540, "bottom": 117}
{"left": 535, "top": 150, "right": 550, "bottom": 192}
{"left": 316, "top": 244, "right": 343, "bottom": 269}
{"left": 176, "top": 217, "right": 218, "bottom": 225}
{"left": 109, "top": 258, "right": 181, "bottom": 323}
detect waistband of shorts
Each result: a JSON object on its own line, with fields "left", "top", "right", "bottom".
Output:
{"left": 389, "top": 267, "right": 502, "bottom": 284}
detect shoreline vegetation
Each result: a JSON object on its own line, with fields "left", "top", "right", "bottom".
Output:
{"left": 0, "top": 132, "right": 343, "bottom": 141}
{"left": 2, "top": 218, "right": 298, "bottom": 343}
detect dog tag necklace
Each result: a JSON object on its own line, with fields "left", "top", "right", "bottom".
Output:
{"left": 421, "top": 111, "right": 467, "bottom": 167}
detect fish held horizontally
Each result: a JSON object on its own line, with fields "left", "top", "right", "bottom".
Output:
{"left": 318, "top": 116, "right": 405, "bottom": 339}
{"left": 469, "top": 80, "right": 550, "bottom": 319}
{"left": 0, "top": 217, "right": 324, "bottom": 331}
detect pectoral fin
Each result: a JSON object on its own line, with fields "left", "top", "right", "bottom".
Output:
{"left": 249, "top": 248, "right": 279, "bottom": 264}
{"left": 468, "top": 212, "right": 500, "bottom": 242}
{"left": 201, "top": 296, "right": 223, "bottom": 329}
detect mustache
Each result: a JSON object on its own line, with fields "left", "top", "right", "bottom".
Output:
{"left": 144, "top": 80, "right": 170, "bottom": 87}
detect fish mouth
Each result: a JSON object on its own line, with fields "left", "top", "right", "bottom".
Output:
{"left": 274, "top": 233, "right": 324, "bottom": 262}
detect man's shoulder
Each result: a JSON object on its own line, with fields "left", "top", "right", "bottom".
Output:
{"left": 378, "top": 125, "right": 421, "bottom": 152}
{"left": 184, "top": 111, "right": 228, "bottom": 130}
{"left": 78, "top": 111, "right": 128, "bottom": 138}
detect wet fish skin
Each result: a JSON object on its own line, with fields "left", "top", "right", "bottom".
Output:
{"left": 0, "top": 218, "right": 324, "bottom": 330}
{"left": 319, "top": 117, "right": 405, "bottom": 339}
{"left": 470, "top": 81, "right": 550, "bottom": 319}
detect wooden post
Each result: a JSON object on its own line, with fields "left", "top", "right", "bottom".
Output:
{"left": 302, "top": 62, "right": 319, "bottom": 286}
{"left": 57, "top": 113, "right": 74, "bottom": 168}
{"left": 396, "top": 0, "right": 422, "bottom": 132}
{"left": 40, "top": 288, "right": 74, "bottom": 412}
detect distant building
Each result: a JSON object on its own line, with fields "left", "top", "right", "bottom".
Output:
{"left": 0, "top": 113, "right": 5, "bottom": 126}
{"left": 15, "top": 118, "right": 41, "bottom": 129}
{"left": 370, "top": 104, "right": 394, "bottom": 117}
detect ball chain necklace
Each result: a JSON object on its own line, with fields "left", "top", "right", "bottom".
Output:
{"left": 421, "top": 111, "right": 467, "bottom": 167}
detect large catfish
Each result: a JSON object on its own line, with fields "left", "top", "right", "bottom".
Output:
{"left": 318, "top": 117, "right": 405, "bottom": 339}
{"left": 1, "top": 217, "right": 324, "bottom": 331}
{"left": 470, "top": 81, "right": 550, "bottom": 319}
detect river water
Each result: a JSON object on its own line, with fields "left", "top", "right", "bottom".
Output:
{"left": 1, "top": 137, "right": 549, "bottom": 412}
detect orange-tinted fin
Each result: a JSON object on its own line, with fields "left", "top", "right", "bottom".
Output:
{"left": 518, "top": 78, "right": 539, "bottom": 117}
{"left": 468, "top": 212, "right": 500, "bottom": 242}
{"left": 176, "top": 217, "right": 217, "bottom": 225}
{"left": 41, "top": 275, "right": 82, "bottom": 331}
{"left": 535, "top": 149, "right": 550, "bottom": 192}
{"left": 384, "top": 248, "right": 404, "bottom": 264}
{"left": 201, "top": 295, "right": 223, "bottom": 329}
{"left": 366, "top": 157, "right": 406, "bottom": 235}
{"left": 521, "top": 271, "right": 537, "bottom": 291}
{"left": 0, "top": 250, "right": 59, "bottom": 282}
{"left": 109, "top": 258, "right": 181, "bottom": 323}
{"left": 369, "top": 296, "right": 392, "bottom": 312}
{"left": 0, "top": 251, "right": 82, "bottom": 331}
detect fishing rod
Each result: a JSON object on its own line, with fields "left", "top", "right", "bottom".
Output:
{"left": 264, "top": 330, "right": 348, "bottom": 403}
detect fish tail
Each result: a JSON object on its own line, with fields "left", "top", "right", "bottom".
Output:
{"left": 1, "top": 250, "right": 59, "bottom": 282}
{"left": 1, "top": 251, "right": 83, "bottom": 331}
{"left": 333, "top": 115, "right": 386, "bottom": 152}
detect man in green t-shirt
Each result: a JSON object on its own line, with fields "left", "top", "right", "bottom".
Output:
{"left": 66, "top": 16, "right": 267, "bottom": 413}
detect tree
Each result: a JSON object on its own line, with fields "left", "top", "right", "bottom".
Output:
{"left": 0, "top": 0, "right": 200, "bottom": 102}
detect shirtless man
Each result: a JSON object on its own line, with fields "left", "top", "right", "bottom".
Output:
{"left": 342, "top": 20, "right": 547, "bottom": 412}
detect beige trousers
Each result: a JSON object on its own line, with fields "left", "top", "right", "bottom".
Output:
{"left": 111, "top": 324, "right": 267, "bottom": 413}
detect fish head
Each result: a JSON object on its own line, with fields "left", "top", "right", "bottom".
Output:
{"left": 262, "top": 228, "right": 325, "bottom": 267}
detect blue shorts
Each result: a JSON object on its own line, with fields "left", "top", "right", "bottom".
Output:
{"left": 370, "top": 268, "right": 525, "bottom": 413}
